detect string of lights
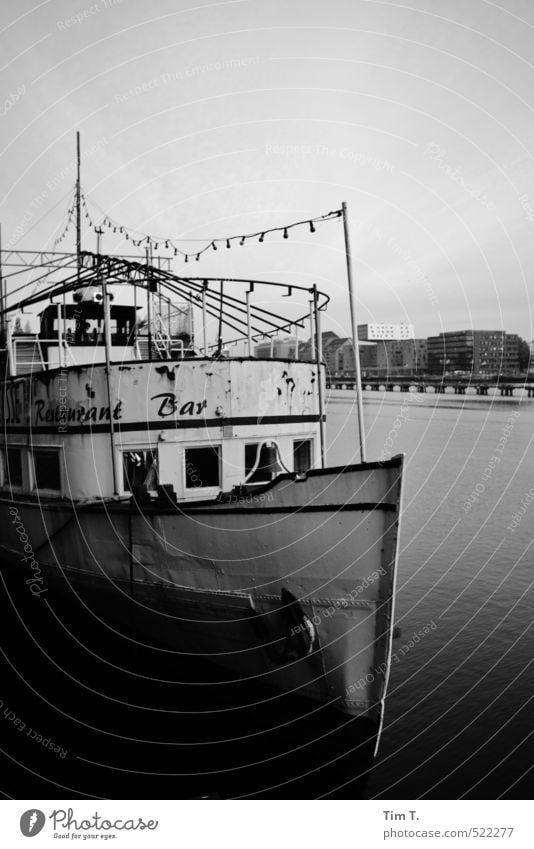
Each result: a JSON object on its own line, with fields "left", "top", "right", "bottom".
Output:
{"left": 52, "top": 187, "right": 77, "bottom": 247}
{"left": 80, "top": 190, "right": 342, "bottom": 262}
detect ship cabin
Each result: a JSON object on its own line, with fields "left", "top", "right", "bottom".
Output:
{"left": 0, "top": 255, "right": 327, "bottom": 505}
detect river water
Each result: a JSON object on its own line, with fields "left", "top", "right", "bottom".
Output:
{"left": 327, "top": 389, "right": 533, "bottom": 799}
{"left": 1, "top": 388, "right": 531, "bottom": 800}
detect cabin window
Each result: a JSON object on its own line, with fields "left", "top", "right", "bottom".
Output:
{"left": 293, "top": 439, "right": 312, "bottom": 473}
{"left": 32, "top": 449, "right": 61, "bottom": 491}
{"left": 2, "top": 447, "right": 23, "bottom": 487}
{"left": 245, "top": 442, "right": 282, "bottom": 483}
{"left": 185, "top": 446, "right": 221, "bottom": 489}
{"left": 122, "top": 450, "right": 158, "bottom": 492}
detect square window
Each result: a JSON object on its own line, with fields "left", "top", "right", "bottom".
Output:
{"left": 185, "top": 446, "right": 220, "bottom": 488}
{"left": 123, "top": 450, "right": 158, "bottom": 492}
{"left": 2, "top": 447, "right": 23, "bottom": 487}
{"left": 245, "top": 442, "right": 282, "bottom": 483}
{"left": 293, "top": 439, "right": 312, "bottom": 473}
{"left": 33, "top": 449, "right": 61, "bottom": 491}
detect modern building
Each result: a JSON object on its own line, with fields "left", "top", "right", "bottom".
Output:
{"left": 427, "top": 331, "right": 520, "bottom": 375}
{"left": 357, "top": 323, "right": 415, "bottom": 341}
{"left": 322, "top": 334, "right": 351, "bottom": 377}
{"left": 359, "top": 338, "right": 428, "bottom": 375}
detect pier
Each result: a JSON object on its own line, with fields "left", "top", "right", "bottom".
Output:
{"left": 326, "top": 375, "right": 534, "bottom": 397}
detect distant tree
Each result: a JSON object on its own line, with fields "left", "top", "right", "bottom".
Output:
{"left": 518, "top": 338, "right": 531, "bottom": 371}
{"left": 13, "top": 316, "right": 23, "bottom": 334}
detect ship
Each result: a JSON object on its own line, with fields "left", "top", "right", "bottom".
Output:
{"left": 0, "top": 143, "right": 403, "bottom": 797}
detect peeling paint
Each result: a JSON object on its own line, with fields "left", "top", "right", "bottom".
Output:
{"left": 155, "top": 365, "right": 177, "bottom": 381}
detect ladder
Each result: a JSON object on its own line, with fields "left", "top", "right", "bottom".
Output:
{"left": 151, "top": 308, "right": 173, "bottom": 358}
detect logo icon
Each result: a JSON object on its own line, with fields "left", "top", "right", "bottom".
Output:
{"left": 20, "top": 810, "right": 46, "bottom": 837}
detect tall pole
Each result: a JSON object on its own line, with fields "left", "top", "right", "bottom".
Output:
{"left": 246, "top": 291, "right": 252, "bottom": 356}
{"left": 76, "top": 132, "right": 81, "bottom": 279}
{"left": 0, "top": 224, "right": 11, "bottom": 376}
{"left": 0, "top": 224, "right": 4, "bottom": 346}
{"left": 146, "top": 247, "right": 152, "bottom": 361}
{"left": 342, "top": 201, "right": 366, "bottom": 462}
{"left": 202, "top": 281, "right": 208, "bottom": 356}
{"left": 309, "top": 299, "right": 314, "bottom": 360}
{"left": 97, "top": 227, "right": 119, "bottom": 497}
{"left": 57, "top": 303, "right": 64, "bottom": 368}
{"left": 313, "top": 285, "right": 326, "bottom": 468}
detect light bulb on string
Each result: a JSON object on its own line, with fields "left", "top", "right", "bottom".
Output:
{"left": 226, "top": 239, "right": 231, "bottom": 249}
{"left": 309, "top": 221, "right": 315, "bottom": 233}
{"left": 283, "top": 228, "right": 288, "bottom": 239}
{"left": 212, "top": 241, "right": 217, "bottom": 251}
{"left": 259, "top": 233, "right": 265, "bottom": 243}
{"left": 240, "top": 236, "right": 246, "bottom": 246}
{"left": 185, "top": 254, "right": 188, "bottom": 263}
{"left": 196, "top": 253, "right": 200, "bottom": 261}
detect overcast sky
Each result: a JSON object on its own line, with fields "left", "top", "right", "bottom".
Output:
{"left": 1, "top": 0, "right": 534, "bottom": 341}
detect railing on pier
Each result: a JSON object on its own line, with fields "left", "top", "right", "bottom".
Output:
{"left": 326, "top": 375, "right": 534, "bottom": 398}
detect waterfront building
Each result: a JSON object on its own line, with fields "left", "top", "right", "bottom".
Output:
{"left": 427, "top": 331, "right": 520, "bottom": 375}
{"left": 358, "top": 338, "right": 427, "bottom": 375}
{"left": 357, "top": 323, "right": 415, "bottom": 341}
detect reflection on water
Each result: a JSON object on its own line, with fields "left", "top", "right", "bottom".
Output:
{"left": 328, "top": 390, "right": 534, "bottom": 799}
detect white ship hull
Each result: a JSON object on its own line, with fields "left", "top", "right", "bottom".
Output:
{"left": 0, "top": 456, "right": 402, "bottom": 732}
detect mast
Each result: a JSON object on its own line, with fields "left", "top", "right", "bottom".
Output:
{"left": 342, "top": 201, "right": 366, "bottom": 462}
{"left": 76, "top": 132, "right": 81, "bottom": 279}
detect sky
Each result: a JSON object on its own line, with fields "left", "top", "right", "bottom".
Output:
{"left": 1, "top": 0, "right": 534, "bottom": 342}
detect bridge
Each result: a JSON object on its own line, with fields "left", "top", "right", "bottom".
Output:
{"left": 326, "top": 374, "right": 534, "bottom": 398}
